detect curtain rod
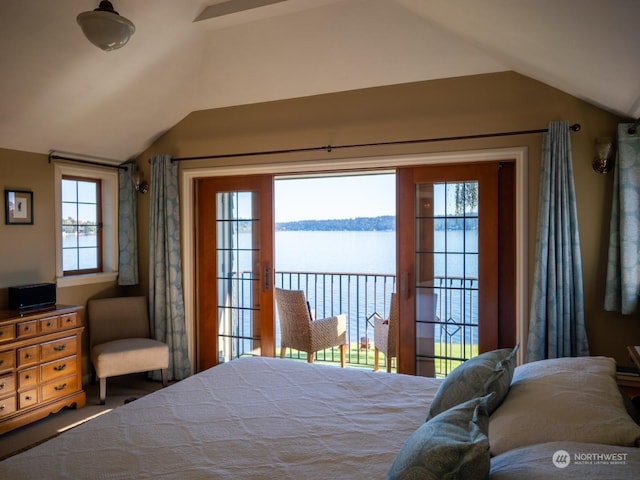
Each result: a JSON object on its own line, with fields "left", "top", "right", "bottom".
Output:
{"left": 171, "top": 123, "right": 581, "bottom": 162}
{"left": 48, "top": 153, "right": 128, "bottom": 170}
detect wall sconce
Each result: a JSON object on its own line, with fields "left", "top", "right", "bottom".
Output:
{"left": 592, "top": 137, "right": 614, "bottom": 174}
{"left": 131, "top": 165, "right": 149, "bottom": 194}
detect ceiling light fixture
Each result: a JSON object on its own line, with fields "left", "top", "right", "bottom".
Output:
{"left": 77, "top": 1, "right": 135, "bottom": 52}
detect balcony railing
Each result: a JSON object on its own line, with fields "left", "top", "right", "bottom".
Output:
{"left": 225, "top": 270, "right": 479, "bottom": 375}
{"left": 276, "top": 271, "right": 396, "bottom": 368}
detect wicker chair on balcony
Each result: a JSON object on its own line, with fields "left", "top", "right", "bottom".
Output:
{"left": 373, "top": 292, "right": 398, "bottom": 373}
{"left": 275, "top": 288, "right": 347, "bottom": 367}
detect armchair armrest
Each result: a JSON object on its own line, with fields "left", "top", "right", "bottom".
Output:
{"left": 309, "top": 314, "right": 347, "bottom": 351}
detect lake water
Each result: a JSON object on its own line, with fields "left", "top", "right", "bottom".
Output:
{"left": 275, "top": 230, "right": 396, "bottom": 274}
{"left": 271, "top": 229, "right": 478, "bottom": 349}
{"left": 273, "top": 229, "right": 477, "bottom": 278}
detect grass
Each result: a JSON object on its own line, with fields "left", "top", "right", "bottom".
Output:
{"left": 275, "top": 341, "right": 480, "bottom": 376}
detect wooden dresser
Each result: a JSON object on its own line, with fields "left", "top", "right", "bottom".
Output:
{"left": 0, "top": 305, "right": 85, "bottom": 434}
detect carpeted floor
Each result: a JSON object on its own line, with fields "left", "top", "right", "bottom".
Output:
{"left": 0, "top": 373, "right": 167, "bottom": 461}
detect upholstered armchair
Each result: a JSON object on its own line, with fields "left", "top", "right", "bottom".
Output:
{"left": 87, "top": 296, "right": 169, "bottom": 404}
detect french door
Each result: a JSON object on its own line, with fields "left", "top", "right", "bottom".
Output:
{"left": 397, "top": 163, "right": 509, "bottom": 376}
{"left": 193, "top": 161, "right": 514, "bottom": 374}
{"left": 195, "top": 175, "right": 275, "bottom": 371}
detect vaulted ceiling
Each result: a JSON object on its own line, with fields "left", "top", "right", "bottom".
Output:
{"left": 1, "top": 0, "right": 638, "bottom": 161}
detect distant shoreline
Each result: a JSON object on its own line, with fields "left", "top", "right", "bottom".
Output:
{"left": 276, "top": 216, "right": 395, "bottom": 232}
{"left": 274, "top": 214, "right": 477, "bottom": 232}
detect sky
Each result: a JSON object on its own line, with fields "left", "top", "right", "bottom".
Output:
{"left": 274, "top": 173, "right": 396, "bottom": 222}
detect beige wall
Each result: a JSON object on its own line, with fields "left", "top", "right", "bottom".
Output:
{"left": 0, "top": 151, "right": 135, "bottom": 376}
{"left": 138, "top": 71, "right": 640, "bottom": 368}
{"left": 1, "top": 71, "right": 639, "bottom": 372}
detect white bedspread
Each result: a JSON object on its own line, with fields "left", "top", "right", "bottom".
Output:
{"left": 1, "top": 357, "right": 441, "bottom": 479}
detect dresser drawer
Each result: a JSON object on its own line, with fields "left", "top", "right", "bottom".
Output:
{"left": 0, "top": 374, "right": 16, "bottom": 395}
{"left": 39, "top": 316, "right": 60, "bottom": 334}
{"left": 41, "top": 336, "right": 77, "bottom": 362}
{"left": 0, "top": 324, "right": 15, "bottom": 344}
{"left": 18, "top": 367, "right": 39, "bottom": 389}
{"left": 0, "top": 350, "right": 15, "bottom": 373}
{"left": 17, "top": 345, "right": 39, "bottom": 368}
{"left": 19, "top": 389, "right": 38, "bottom": 409}
{"left": 0, "top": 394, "right": 17, "bottom": 418}
{"left": 17, "top": 320, "right": 38, "bottom": 338}
{"left": 41, "top": 375, "right": 78, "bottom": 402}
{"left": 61, "top": 314, "right": 78, "bottom": 329}
{"left": 41, "top": 356, "right": 77, "bottom": 383}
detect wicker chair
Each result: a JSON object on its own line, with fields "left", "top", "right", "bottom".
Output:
{"left": 374, "top": 292, "right": 398, "bottom": 372}
{"left": 275, "top": 288, "right": 347, "bottom": 367}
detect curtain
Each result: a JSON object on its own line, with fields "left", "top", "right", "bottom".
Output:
{"left": 148, "top": 154, "right": 191, "bottom": 380}
{"left": 604, "top": 123, "right": 640, "bottom": 314}
{"left": 117, "top": 162, "right": 139, "bottom": 285}
{"left": 526, "top": 120, "right": 589, "bottom": 361}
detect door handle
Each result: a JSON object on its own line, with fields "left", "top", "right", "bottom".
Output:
{"left": 263, "top": 265, "right": 272, "bottom": 291}
{"left": 400, "top": 272, "right": 409, "bottom": 299}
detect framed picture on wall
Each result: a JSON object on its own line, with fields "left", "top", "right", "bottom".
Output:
{"left": 5, "top": 190, "right": 33, "bottom": 225}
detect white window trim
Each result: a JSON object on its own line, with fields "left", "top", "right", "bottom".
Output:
{"left": 54, "top": 163, "right": 119, "bottom": 288}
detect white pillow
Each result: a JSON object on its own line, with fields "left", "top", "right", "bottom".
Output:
{"left": 490, "top": 441, "right": 640, "bottom": 479}
{"left": 489, "top": 356, "right": 640, "bottom": 456}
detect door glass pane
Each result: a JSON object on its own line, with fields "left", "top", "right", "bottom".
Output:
{"left": 216, "top": 191, "right": 261, "bottom": 363}
{"left": 415, "top": 181, "right": 479, "bottom": 377}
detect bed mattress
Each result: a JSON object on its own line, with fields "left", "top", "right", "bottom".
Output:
{"left": 1, "top": 356, "right": 441, "bottom": 479}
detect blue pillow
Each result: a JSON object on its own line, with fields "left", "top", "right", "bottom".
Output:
{"left": 426, "top": 345, "right": 519, "bottom": 420}
{"left": 387, "top": 395, "right": 492, "bottom": 480}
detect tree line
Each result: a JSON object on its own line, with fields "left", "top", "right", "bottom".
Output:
{"left": 276, "top": 216, "right": 395, "bottom": 231}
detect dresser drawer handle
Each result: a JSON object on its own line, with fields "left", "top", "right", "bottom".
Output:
{"left": 53, "top": 345, "right": 67, "bottom": 352}
{"left": 25, "top": 353, "right": 32, "bottom": 359}
{"left": 25, "top": 374, "right": 31, "bottom": 380}
{"left": 0, "top": 359, "right": 3, "bottom": 366}
{"left": 0, "top": 405, "right": 4, "bottom": 411}
{"left": 24, "top": 326, "right": 31, "bottom": 332}
{"left": 46, "top": 322, "right": 53, "bottom": 327}
{"left": 54, "top": 383, "right": 67, "bottom": 391}
{"left": 0, "top": 383, "right": 4, "bottom": 390}
{"left": 53, "top": 364, "right": 67, "bottom": 372}
{"left": 25, "top": 395, "right": 32, "bottom": 401}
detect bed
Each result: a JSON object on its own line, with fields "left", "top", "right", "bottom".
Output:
{"left": 1, "top": 351, "right": 639, "bottom": 479}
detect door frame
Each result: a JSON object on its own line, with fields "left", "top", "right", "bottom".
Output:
{"left": 180, "top": 147, "right": 529, "bottom": 371}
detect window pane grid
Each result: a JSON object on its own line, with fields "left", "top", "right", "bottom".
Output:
{"left": 415, "top": 181, "right": 479, "bottom": 377}
{"left": 62, "top": 176, "right": 102, "bottom": 275}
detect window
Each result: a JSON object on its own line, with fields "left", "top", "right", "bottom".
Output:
{"left": 61, "top": 176, "right": 102, "bottom": 275}
{"left": 55, "top": 163, "right": 118, "bottom": 287}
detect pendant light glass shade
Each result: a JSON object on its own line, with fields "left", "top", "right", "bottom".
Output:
{"left": 77, "top": 1, "right": 135, "bottom": 51}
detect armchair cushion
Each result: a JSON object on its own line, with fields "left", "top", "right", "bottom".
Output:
{"left": 91, "top": 338, "right": 169, "bottom": 378}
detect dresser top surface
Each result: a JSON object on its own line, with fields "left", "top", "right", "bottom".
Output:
{"left": 0, "top": 305, "right": 81, "bottom": 323}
